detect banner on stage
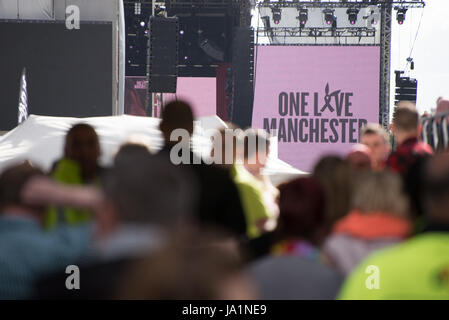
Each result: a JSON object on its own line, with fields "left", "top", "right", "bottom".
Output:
{"left": 252, "top": 45, "right": 380, "bottom": 172}
{"left": 125, "top": 77, "right": 148, "bottom": 116}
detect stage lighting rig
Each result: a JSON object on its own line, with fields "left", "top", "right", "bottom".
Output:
{"left": 395, "top": 7, "right": 408, "bottom": 25}
{"left": 271, "top": 7, "right": 282, "bottom": 25}
{"left": 346, "top": 8, "right": 359, "bottom": 25}
{"left": 297, "top": 8, "right": 308, "bottom": 27}
{"left": 323, "top": 9, "right": 336, "bottom": 26}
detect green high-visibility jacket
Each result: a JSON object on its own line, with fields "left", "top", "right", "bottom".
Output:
{"left": 44, "top": 158, "right": 93, "bottom": 229}
{"left": 339, "top": 232, "right": 449, "bottom": 300}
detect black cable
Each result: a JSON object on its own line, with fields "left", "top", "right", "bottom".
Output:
{"left": 404, "top": 7, "right": 425, "bottom": 70}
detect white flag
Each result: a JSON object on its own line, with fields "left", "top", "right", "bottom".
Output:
{"left": 18, "top": 67, "right": 29, "bottom": 125}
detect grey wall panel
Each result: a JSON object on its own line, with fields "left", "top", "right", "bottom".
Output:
{"left": 54, "top": 0, "right": 115, "bottom": 21}
{"left": 0, "top": 21, "right": 113, "bottom": 130}
{"left": 0, "top": 0, "right": 53, "bottom": 19}
{"left": 1, "top": 0, "right": 125, "bottom": 116}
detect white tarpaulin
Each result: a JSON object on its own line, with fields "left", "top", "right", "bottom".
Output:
{"left": 0, "top": 115, "right": 305, "bottom": 185}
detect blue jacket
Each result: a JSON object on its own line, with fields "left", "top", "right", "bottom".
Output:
{"left": 0, "top": 215, "right": 92, "bottom": 299}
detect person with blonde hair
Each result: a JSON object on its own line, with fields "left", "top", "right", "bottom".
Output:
{"left": 324, "top": 170, "right": 412, "bottom": 275}
{"left": 339, "top": 153, "right": 449, "bottom": 299}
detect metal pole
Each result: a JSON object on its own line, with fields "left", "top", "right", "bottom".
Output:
{"left": 151, "top": 0, "right": 156, "bottom": 117}
{"left": 379, "top": 2, "right": 393, "bottom": 130}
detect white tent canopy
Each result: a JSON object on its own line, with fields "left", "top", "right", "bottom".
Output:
{"left": 0, "top": 115, "right": 306, "bottom": 185}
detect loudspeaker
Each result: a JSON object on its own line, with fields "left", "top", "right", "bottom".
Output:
{"left": 395, "top": 70, "right": 418, "bottom": 104}
{"left": 148, "top": 16, "right": 179, "bottom": 93}
{"left": 230, "top": 27, "right": 254, "bottom": 128}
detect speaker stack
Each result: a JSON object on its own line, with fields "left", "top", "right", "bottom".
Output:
{"left": 147, "top": 16, "right": 179, "bottom": 93}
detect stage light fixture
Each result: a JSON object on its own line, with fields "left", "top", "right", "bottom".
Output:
{"left": 298, "top": 8, "right": 308, "bottom": 27}
{"left": 396, "top": 7, "right": 408, "bottom": 25}
{"left": 134, "top": 2, "right": 141, "bottom": 15}
{"left": 346, "top": 8, "right": 359, "bottom": 25}
{"left": 271, "top": 7, "right": 282, "bottom": 25}
{"left": 323, "top": 9, "right": 335, "bottom": 26}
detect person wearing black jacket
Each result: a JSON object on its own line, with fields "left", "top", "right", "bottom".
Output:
{"left": 157, "top": 100, "right": 247, "bottom": 238}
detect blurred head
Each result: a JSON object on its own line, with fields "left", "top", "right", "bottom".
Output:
{"left": 351, "top": 171, "right": 409, "bottom": 218}
{"left": 276, "top": 177, "right": 327, "bottom": 246}
{"left": 103, "top": 153, "right": 198, "bottom": 227}
{"left": 113, "top": 141, "right": 152, "bottom": 168}
{"left": 243, "top": 129, "right": 270, "bottom": 176}
{"left": 210, "top": 124, "right": 242, "bottom": 166}
{"left": 436, "top": 98, "right": 449, "bottom": 115}
{"left": 360, "top": 123, "right": 391, "bottom": 169}
{"left": 346, "top": 144, "right": 373, "bottom": 171}
{"left": 423, "top": 152, "right": 449, "bottom": 224}
{"left": 160, "top": 101, "right": 194, "bottom": 146}
{"left": 0, "top": 161, "right": 45, "bottom": 216}
{"left": 64, "top": 123, "right": 101, "bottom": 179}
{"left": 395, "top": 101, "right": 416, "bottom": 110}
{"left": 391, "top": 105, "right": 420, "bottom": 144}
{"left": 118, "top": 230, "right": 256, "bottom": 299}
{"left": 313, "top": 156, "right": 353, "bottom": 228}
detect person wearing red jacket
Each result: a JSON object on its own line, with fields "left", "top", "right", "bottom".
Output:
{"left": 386, "top": 105, "right": 433, "bottom": 176}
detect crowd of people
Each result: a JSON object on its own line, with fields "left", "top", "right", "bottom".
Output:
{"left": 1, "top": 98, "right": 449, "bottom": 300}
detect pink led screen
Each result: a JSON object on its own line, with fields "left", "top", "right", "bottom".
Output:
{"left": 252, "top": 45, "right": 381, "bottom": 172}
{"left": 165, "top": 77, "right": 216, "bottom": 117}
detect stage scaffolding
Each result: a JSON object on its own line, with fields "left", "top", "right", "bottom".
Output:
{"left": 253, "top": 0, "right": 425, "bottom": 129}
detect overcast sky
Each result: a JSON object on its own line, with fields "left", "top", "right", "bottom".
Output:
{"left": 391, "top": 0, "right": 449, "bottom": 115}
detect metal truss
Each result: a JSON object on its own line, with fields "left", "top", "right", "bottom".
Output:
{"left": 257, "top": 26, "right": 376, "bottom": 39}
{"left": 379, "top": 1, "right": 392, "bottom": 129}
{"left": 165, "top": 0, "right": 241, "bottom": 9}
{"left": 255, "top": 0, "right": 417, "bottom": 128}
{"left": 239, "top": 0, "right": 253, "bottom": 27}
{"left": 256, "top": 1, "right": 425, "bottom": 9}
